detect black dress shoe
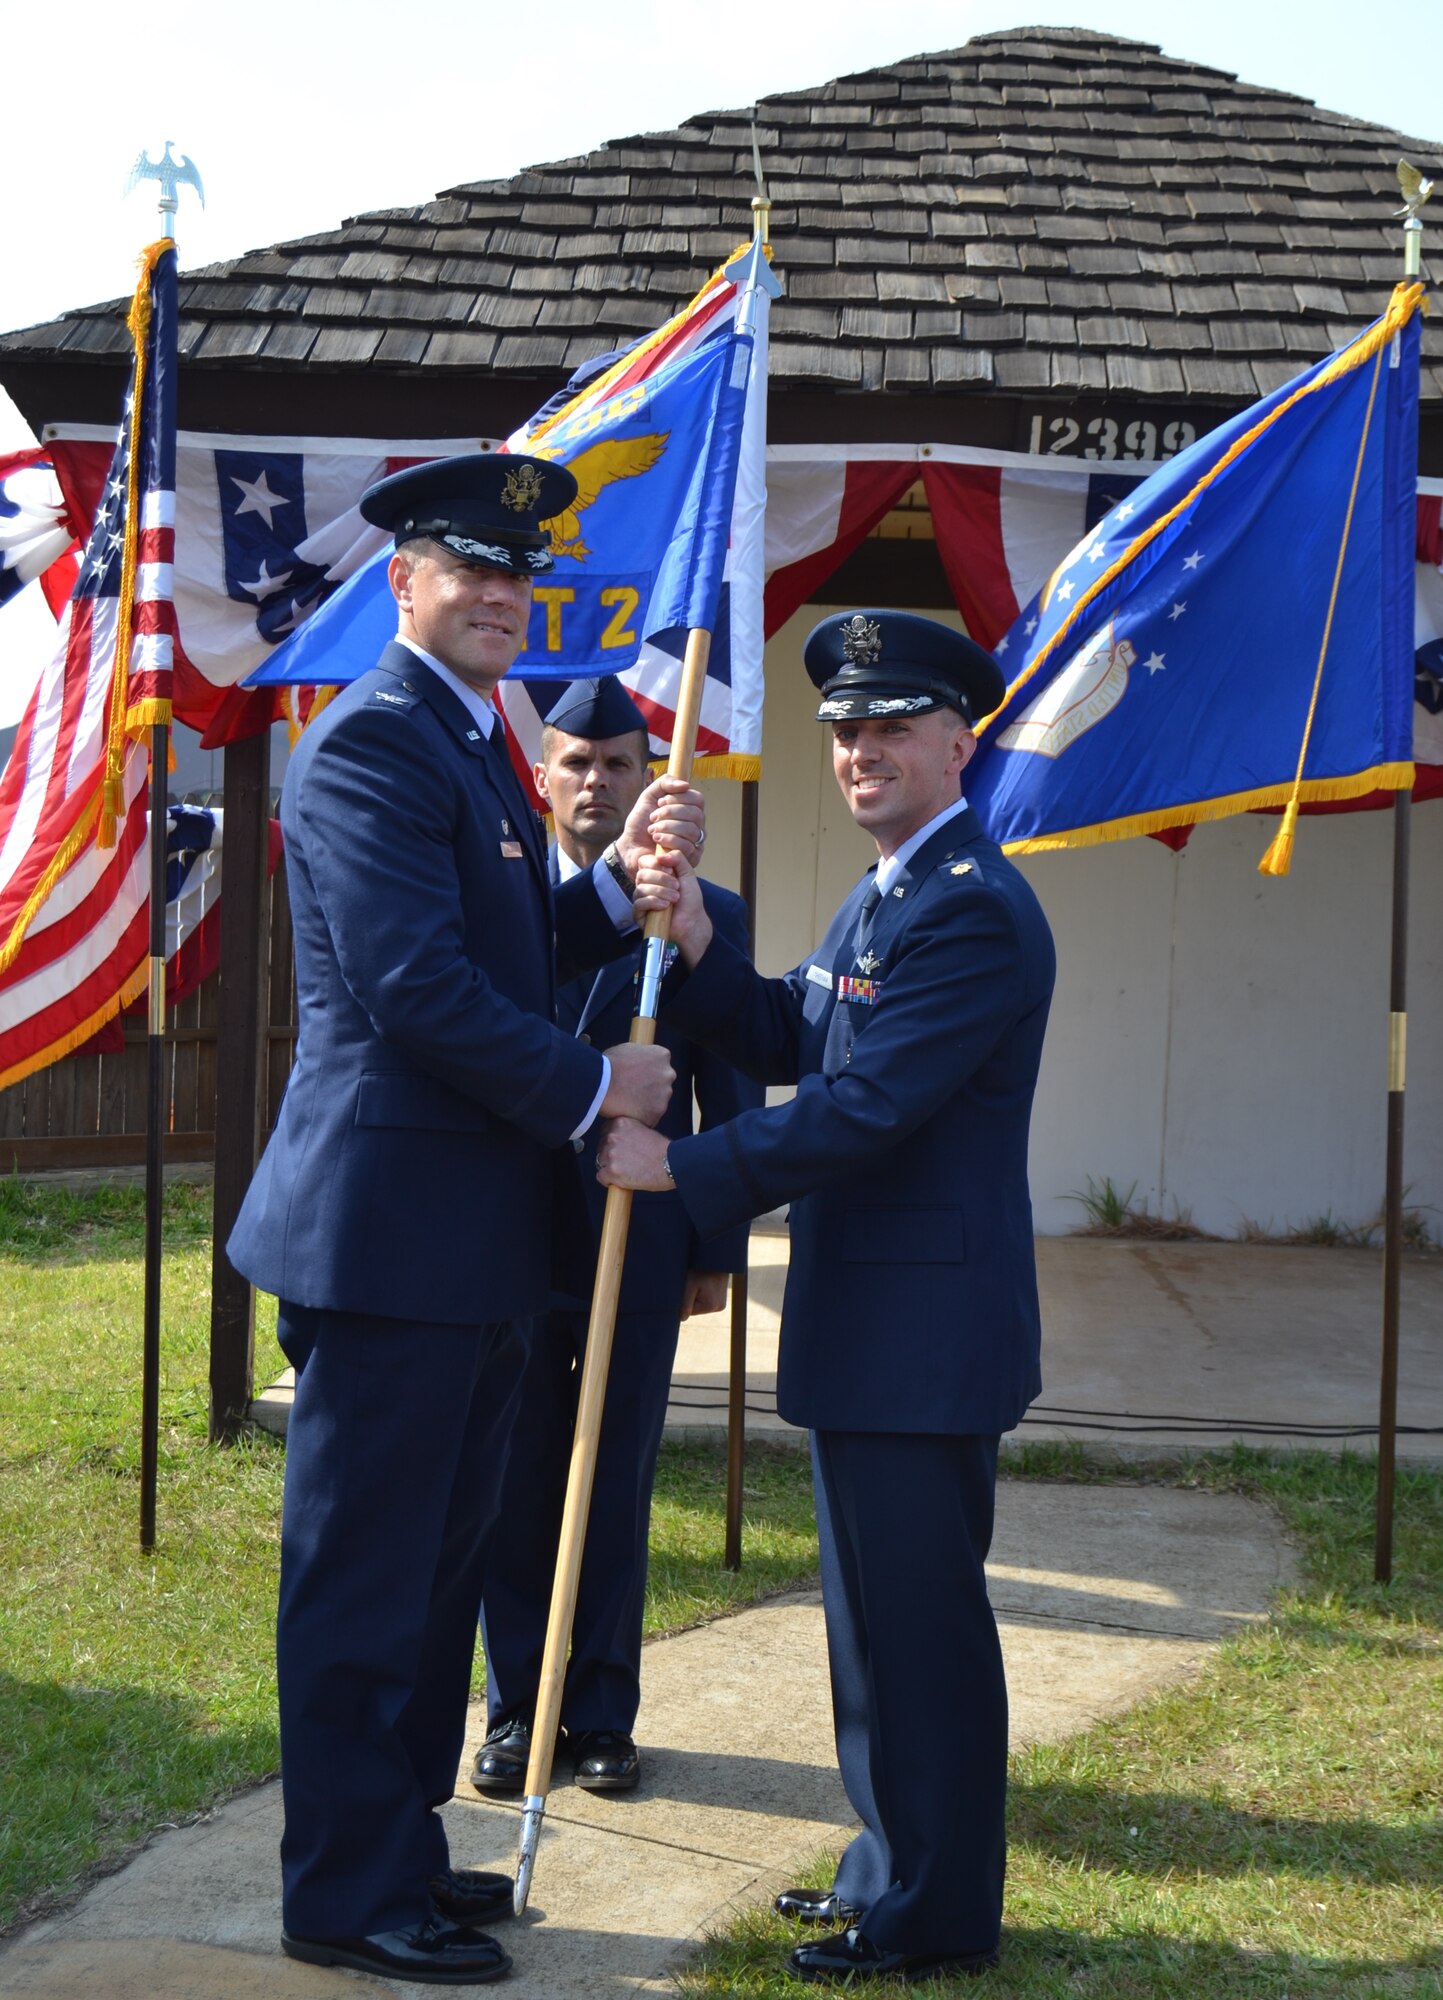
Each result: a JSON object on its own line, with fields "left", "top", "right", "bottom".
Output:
{"left": 568, "top": 1728, "right": 640, "bottom": 1792}
{"left": 282, "top": 1911, "right": 512, "bottom": 1984}
{"left": 787, "top": 1926, "right": 999, "bottom": 1984}
{"left": 471, "top": 1719, "right": 531, "bottom": 1795}
{"left": 773, "top": 1887, "right": 862, "bottom": 1927}
{"left": 430, "top": 1866, "right": 514, "bottom": 1925}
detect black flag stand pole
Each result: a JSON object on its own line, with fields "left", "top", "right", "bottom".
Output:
{"left": 1374, "top": 166, "right": 1428, "bottom": 1584}
{"left": 133, "top": 150, "right": 202, "bottom": 1552}
{"left": 139, "top": 713, "right": 168, "bottom": 1551}
{"left": 1375, "top": 788, "right": 1410, "bottom": 1584}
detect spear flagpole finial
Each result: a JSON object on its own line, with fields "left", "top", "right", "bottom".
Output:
{"left": 1395, "top": 159, "right": 1433, "bottom": 279}
{"left": 750, "top": 111, "right": 770, "bottom": 251}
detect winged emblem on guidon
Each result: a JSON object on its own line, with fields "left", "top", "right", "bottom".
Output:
{"left": 125, "top": 140, "right": 206, "bottom": 209}
{"left": 532, "top": 434, "right": 669, "bottom": 561}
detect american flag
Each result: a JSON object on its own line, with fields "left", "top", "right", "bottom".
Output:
{"left": 0, "top": 241, "right": 178, "bottom": 1089}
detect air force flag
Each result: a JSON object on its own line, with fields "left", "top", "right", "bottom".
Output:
{"left": 967, "top": 282, "right": 1424, "bottom": 870}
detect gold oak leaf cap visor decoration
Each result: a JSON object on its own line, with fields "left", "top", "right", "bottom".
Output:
{"left": 360, "top": 455, "right": 581, "bottom": 576}
{"left": 804, "top": 609, "right": 1006, "bottom": 725}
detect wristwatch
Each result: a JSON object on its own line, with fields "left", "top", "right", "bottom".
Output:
{"left": 601, "top": 842, "right": 635, "bottom": 898}
{"left": 662, "top": 1150, "right": 675, "bottom": 1184}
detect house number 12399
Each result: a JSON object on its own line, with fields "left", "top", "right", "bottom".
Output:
{"left": 1026, "top": 413, "right": 1197, "bottom": 460}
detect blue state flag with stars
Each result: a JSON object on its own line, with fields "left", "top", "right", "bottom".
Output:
{"left": 966, "top": 283, "right": 1423, "bottom": 871}
{"left": 242, "top": 326, "right": 750, "bottom": 690}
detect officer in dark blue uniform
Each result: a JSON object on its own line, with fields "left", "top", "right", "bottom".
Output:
{"left": 598, "top": 611, "right": 1056, "bottom": 1986}
{"left": 473, "top": 676, "right": 759, "bottom": 1798}
{"left": 228, "top": 459, "right": 702, "bottom": 1988}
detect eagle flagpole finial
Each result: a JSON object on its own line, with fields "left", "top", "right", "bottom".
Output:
{"left": 125, "top": 141, "right": 205, "bottom": 239}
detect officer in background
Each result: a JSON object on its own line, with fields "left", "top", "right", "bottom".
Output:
{"left": 229, "top": 460, "right": 701, "bottom": 1988}
{"left": 474, "top": 675, "right": 760, "bottom": 1797}
{"left": 599, "top": 612, "right": 1056, "bottom": 1986}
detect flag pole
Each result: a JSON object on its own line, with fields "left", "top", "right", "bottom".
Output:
{"left": 1374, "top": 163, "right": 1428, "bottom": 1583}
{"left": 132, "top": 148, "right": 200, "bottom": 1551}
{"left": 514, "top": 625, "right": 713, "bottom": 1914}
{"left": 725, "top": 184, "right": 770, "bottom": 1574}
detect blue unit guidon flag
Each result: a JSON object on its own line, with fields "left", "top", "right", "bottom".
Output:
{"left": 0, "top": 241, "right": 179, "bottom": 1088}
{"left": 242, "top": 239, "right": 779, "bottom": 794}
{"left": 966, "top": 281, "right": 1425, "bottom": 866}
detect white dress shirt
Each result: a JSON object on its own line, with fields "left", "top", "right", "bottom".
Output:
{"left": 873, "top": 794, "right": 971, "bottom": 898}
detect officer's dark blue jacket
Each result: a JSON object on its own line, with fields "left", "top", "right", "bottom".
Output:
{"left": 229, "top": 643, "right": 625, "bottom": 1324}
{"left": 550, "top": 867, "right": 759, "bottom": 1313}
{"left": 666, "top": 807, "right": 1056, "bottom": 1437}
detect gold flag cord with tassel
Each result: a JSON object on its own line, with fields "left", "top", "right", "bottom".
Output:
{"left": 1257, "top": 328, "right": 1390, "bottom": 877}
{"left": 97, "top": 239, "right": 172, "bottom": 850}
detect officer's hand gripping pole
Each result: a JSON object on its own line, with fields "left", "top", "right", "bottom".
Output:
{"left": 514, "top": 627, "right": 712, "bottom": 1916}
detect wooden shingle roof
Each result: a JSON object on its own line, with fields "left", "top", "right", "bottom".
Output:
{"left": 4, "top": 26, "right": 1440, "bottom": 446}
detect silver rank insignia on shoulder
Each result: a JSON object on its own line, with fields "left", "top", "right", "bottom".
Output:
{"left": 856, "top": 948, "right": 882, "bottom": 976}
{"left": 951, "top": 861, "right": 975, "bottom": 877}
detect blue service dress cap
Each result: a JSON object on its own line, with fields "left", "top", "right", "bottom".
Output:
{"left": 359, "top": 454, "right": 579, "bottom": 576}
{"left": 803, "top": 610, "right": 1006, "bottom": 726}
{"left": 543, "top": 675, "right": 651, "bottom": 741}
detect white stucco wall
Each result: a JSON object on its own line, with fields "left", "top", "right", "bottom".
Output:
{"left": 697, "top": 607, "right": 1442, "bottom": 1241}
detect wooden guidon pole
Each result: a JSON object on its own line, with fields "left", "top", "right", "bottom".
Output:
{"left": 514, "top": 627, "right": 712, "bottom": 1914}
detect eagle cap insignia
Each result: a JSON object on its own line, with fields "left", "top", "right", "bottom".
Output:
{"left": 501, "top": 463, "right": 545, "bottom": 514}
{"left": 841, "top": 614, "right": 882, "bottom": 665}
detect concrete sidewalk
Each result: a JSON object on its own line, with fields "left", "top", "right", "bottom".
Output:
{"left": 665, "top": 1232, "right": 1443, "bottom": 1460}
{"left": 251, "top": 1234, "right": 1443, "bottom": 1460}
{"left": 0, "top": 1480, "right": 1295, "bottom": 1999}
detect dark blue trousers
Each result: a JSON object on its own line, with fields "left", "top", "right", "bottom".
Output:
{"left": 480, "top": 1303, "right": 678, "bottom": 1736}
{"left": 275, "top": 1302, "right": 528, "bottom": 1939}
{"left": 812, "top": 1429, "right": 1006, "bottom": 1958}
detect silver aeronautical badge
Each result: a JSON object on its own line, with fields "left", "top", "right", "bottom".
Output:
{"left": 856, "top": 948, "right": 883, "bottom": 976}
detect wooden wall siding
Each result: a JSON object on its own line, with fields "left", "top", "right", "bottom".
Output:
{"left": 0, "top": 863, "right": 297, "bottom": 1174}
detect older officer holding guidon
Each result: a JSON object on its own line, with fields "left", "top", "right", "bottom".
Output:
{"left": 230, "top": 456, "right": 701, "bottom": 1987}
{"left": 600, "top": 610, "right": 1055, "bottom": 1985}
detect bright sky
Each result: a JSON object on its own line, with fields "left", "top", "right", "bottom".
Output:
{"left": 4, "top": 0, "right": 1439, "bottom": 377}
{"left": 2, "top": 0, "right": 1439, "bottom": 707}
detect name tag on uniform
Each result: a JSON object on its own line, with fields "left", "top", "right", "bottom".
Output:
{"left": 500, "top": 840, "right": 525, "bottom": 860}
{"left": 805, "top": 964, "right": 833, "bottom": 990}
{"left": 837, "top": 975, "right": 881, "bottom": 1006}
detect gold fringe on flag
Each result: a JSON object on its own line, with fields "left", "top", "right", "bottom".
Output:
{"left": 999, "top": 762, "right": 1416, "bottom": 857}
{"left": 97, "top": 240, "right": 171, "bottom": 850}
{"left": 0, "top": 951, "right": 150, "bottom": 1092}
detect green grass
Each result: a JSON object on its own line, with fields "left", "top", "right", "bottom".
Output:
{"left": 0, "top": 1177, "right": 818, "bottom": 1935}
{"left": 684, "top": 1445, "right": 1443, "bottom": 2000}
{"left": 4, "top": 1179, "right": 1441, "bottom": 1997}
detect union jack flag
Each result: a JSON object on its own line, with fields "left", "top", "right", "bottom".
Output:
{"left": 0, "top": 241, "right": 178, "bottom": 1087}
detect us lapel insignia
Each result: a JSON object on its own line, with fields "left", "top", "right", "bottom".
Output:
{"left": 951, "top": 860, "right": 975, "bottom": 876}
{"left": 501, "top": 818, "right": 511, "bottom": 835}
